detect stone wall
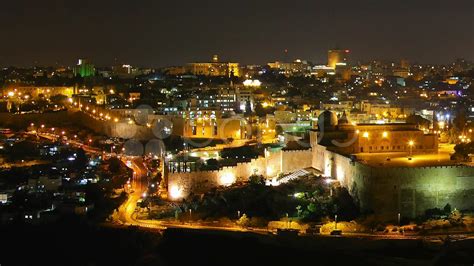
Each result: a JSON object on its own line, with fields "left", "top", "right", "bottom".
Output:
{"left": 281, "top": 149, "right": 313, "bottom": 173}
{"left": 0, "top": 111, "right": 71, "bottom": 129}
{"left": 369, "top": 166, "right": 474, "bottom": 219}
{"left": 70, "top": 110, "right": 155, "bottom": 140}
{"left": 311, "top": 143, "right": 474, "bottom": 220}
{"left": 167, "top": 149, "right": 312, "bottom": 200}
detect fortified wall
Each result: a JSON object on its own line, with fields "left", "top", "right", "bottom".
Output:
{"left": 312, "top": 143, "right": 474, "bottom": 220}
{"left": 167, "top": 149, "right": 312, "bottom": 199}
{"left": 69, "top": 110, "right": 156, "bottom": 140}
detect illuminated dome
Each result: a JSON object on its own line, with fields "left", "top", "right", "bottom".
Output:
{"left": 318, "top": 110, "right": 338, "bottom": 130}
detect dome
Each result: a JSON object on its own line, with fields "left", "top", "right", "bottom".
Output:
{"left": 338, "top": 111, "right": 350, "bottom": 125}
{"left": 318, "top": 110, "right": 338, "bottom": 130}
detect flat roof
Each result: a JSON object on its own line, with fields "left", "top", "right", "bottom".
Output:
{"left": 354, "top": 144, "right": 461, "bottom": 168}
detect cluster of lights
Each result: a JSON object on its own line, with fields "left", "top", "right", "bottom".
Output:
{"left": 70, "top": 101, "right": 118, "bottom": 122}
{"left": 243, "top": 79, "right": 262, "bottom": 87}
{"left": 459, "top": 135, "right": 471, "bottom": 143}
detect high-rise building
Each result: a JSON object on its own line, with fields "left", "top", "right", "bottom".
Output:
{"left": 327, "top": 49, "right": 349, "bottom": 69}
{"left": 74, "top": 59, "right": 95, "bottom": 78}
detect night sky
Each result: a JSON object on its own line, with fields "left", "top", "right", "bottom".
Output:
{"left": 1, "top": 0, "right": 473, "bottom": 67}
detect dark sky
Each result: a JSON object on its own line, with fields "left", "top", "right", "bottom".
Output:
{"left": 1, "top": 0, "right": 473, "bottom": 67}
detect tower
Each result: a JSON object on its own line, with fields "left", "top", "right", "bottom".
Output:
{"left": 328, "top": 49, "right": 349, "bottom": 69}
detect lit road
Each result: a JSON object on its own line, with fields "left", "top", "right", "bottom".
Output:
{"left": 29, "top": 132, "right": 102, "bottom": 154}
{"left": 116, "top": 157, "right": 164, "bottom": 227}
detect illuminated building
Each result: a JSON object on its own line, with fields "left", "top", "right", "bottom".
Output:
{"left": 187, "top": 55, "right": 240, "bottom": 77}
{"left": 327, "top": 49, "right": 349, "bottom": 69}
{"left": 73, "top": 59, "right": 95, "bottom": 78}
{"left": 181, "top": 110, "right": 248, "bottom": 139}
{"left": 312, "top": 110, "right": 438, "bottom": 154}
{"left": 267, "top": 59, "right": 311, "bottom": 76}
{"left": 311, "top": 65, "right": 335, "bottom": 77}
{"left": 1, "top": 86, "right": 74, "bottom": 98}
{"left": 189, "top": 87, "right": 254, "bottom": 113}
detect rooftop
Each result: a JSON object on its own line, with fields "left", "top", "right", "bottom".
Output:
{"left": 355, "top": 144, "right": 462, "bottom": 168}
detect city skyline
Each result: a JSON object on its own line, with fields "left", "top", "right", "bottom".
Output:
{"left": 1, "top": 1, "right": 474, "bottom": 265}
{"left": 1, "top": 0, "right": 473, "bottom": 67}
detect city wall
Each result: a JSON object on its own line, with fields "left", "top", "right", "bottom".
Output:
{"left": 167, "top": 149, "right": 312, "bottom": 199}
{"left": 68, "top": 110, "right": 156, "bottom": 140}
{"left": 0, "top": 111, "right": 71, "bottom": 129}
{"left": 312, "top": 144, "right": 474, "bottom": 220}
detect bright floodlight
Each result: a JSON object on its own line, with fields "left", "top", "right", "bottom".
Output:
{"left": 169, "top": 185, "right": 182, "bottom": 200}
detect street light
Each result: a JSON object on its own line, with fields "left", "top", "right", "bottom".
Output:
{"left": 408, "top": 140, "right": 414, "bottom": 158}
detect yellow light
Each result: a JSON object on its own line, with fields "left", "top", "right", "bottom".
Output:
{"left": 408, "top": 140, "right": 414, "bottom": 146}
{"left": 336, "top": 166, "right": 345, "bottom": 182}
{"left": 114, "top": 118, "right": 119, "bottom": 122}
{"left": 382, "top": 131, "right": 388, "bottom": 138}
{"left": 169, "top": 185, "right": 183, "bottom": 200}
{"left": 266, "top": 166, "right": 274, "bottom": 176}
{"left": 363, "top": 132, "right": 369, "bottom": 138}
{"left": 7, "top": 91, "right": 14, "bottom": 97}
{"left": 220, "top": 172, "right": 236, "bottom": 186}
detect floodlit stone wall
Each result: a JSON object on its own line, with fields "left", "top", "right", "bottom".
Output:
{"left": 311, "top": 143, "right": 474, "bottom": 220}
{"left": 167, "top": 149, "right": 312, "bottom": 200}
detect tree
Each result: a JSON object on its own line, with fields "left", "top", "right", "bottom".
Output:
{"left": 453, "top": 109, "right": 467, "bottom": 132}
{"left": 443, "top": 203, "right": 452, "bottom": 214}
{"left": 275, "top": 125, "right": 284, "bottom": 136}
{"left": 254, "top": 102, "right": 266, "bottom": 117}
{"left": 244, "top": 101, "right": 252, "bottom": 116}
{"left": 249, "top": 174, "right": 265, "bottom": 185}
{"left": 237, "top": 214, "right": 250, "bottom": 227}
